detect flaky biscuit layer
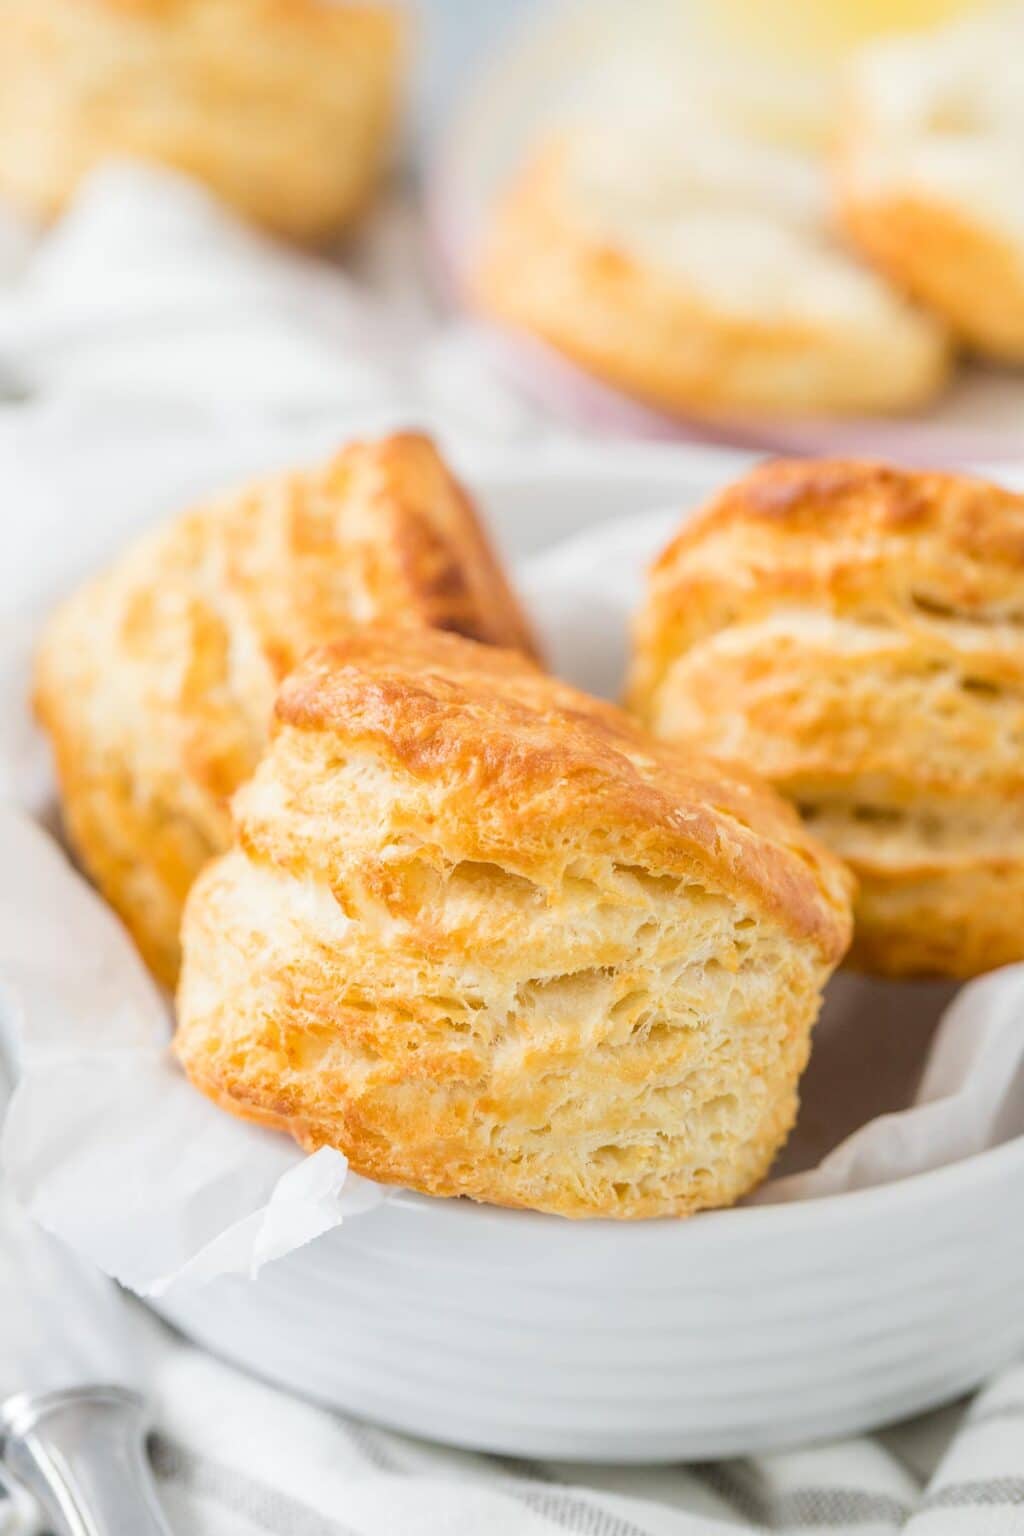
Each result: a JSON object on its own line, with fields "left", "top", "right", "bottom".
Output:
{"left": 175, "top": 627, "right": 852, "bottom": 1218}
{"left": 631, "top": 458, "right": 1024, "bottom": 977}
{"left": 35, "top": 433, "right": 537, "bottom": 984}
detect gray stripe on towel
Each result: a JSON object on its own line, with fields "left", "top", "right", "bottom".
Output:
{"left": 509, "top": 1486, "right": 908, "bottom": 1536}
{"left": 513, "top": 1486, "right": 665, "bottom": 1536}
{"left": 339, "top": 1418, "right": 403, "bottom": 1472}
{"left": 155, "top": 1432, "right": 662, "bottom": 1536}
{"left": 922, "top": 1476, "right": 1024, "bottom": 1511}
{"left": 692, "top": 1464, "right": 910, "bottom": 1530}
{"left": 151, "top": 1434, "right": 359, "bottom": 1536}
{"left": 765, "top": 1489, "right": 910, "bottom": 1528}
{"left": 690, "top": 1461, "right": 767, "bottom": 1525}
{"left": 516, "top": 1482, "right": 910, "bottom": 1533}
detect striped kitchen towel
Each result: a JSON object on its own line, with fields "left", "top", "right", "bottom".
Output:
{"left": 123, "top": 1310, "right": 1022, "bottom": 1536}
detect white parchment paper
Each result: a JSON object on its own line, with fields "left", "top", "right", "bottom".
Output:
{"left": 1, "top": 467, "right": 1023, "bottom": 1299}
{"left": 0, "top": 811, "right": 389, "bottom": 1297}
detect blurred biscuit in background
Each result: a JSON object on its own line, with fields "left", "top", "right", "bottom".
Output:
{"left": 837, "top": 4, "right": 1024, "bottom": 361}
{"left": 474, "top": 123, "right": 950, "bottom": 420}
{"left": 0, "top": 0, "right": 403, "bottom": 241}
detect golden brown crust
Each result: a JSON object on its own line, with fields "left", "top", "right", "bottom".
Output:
{"left": 473, "top": 139, "right": 949, "bottom": 418}
{"left": 838, "top": 183, "right": 1024, "bottom": 363}
{"left": 630, "top": 457, "right": 1024, "bottom": 977}
{"left": 0, "top": 0, "right": 402, "bottom": 240}
{"left": 175, "top": 626, "right": 852, "bottom": 1218}
{"left": 34, "top": 433, "right": 539, "bottom": 985}
{"left": 269, "top": 628, "right": 853, "bottom": 963}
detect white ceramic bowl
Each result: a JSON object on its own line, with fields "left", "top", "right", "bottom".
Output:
{"left": 156, "top": 1138, "right": 1024, "bottom": 1461}
{"left": 154, "top": 456, "right": 1024, "bottom": 1462}
{"left": 11, "top": 428, "right": 1019, "bottom": 1462}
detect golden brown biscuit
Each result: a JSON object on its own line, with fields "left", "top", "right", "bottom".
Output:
{"left": 0, "top": 0, "right": 402, "bottom": 241}
{"left": 837, "top": 8, "right": 1024, "bottom": 361}
{"left": 474, "top": 127, "right": 949, "bottom": 418}
{"left": 35, "top": 433, "right": 538, "bottom": 986}
{"left": 175, "top": 626, "right": 853, "bottom": 1219}
{"left": 630, "top": 457, "right": 1024, "bottom": 978}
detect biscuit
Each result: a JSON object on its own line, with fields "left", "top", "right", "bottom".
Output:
{"left": 630, "top": 457, "right": 1024, "bottom": 978}
{"left": 35, "top": 433, "right": 537, "bottom": 985}
{"left": 174, "top": 626, "right": 853, "bottom": 1219}
{"left": 474, "top": 126, "right": 949, "bottom": 418}
{"left": 0, "top": 0, "right": 401, "bottom": 241}
{"left": 837, "top": 7, "right": 1024, "bottom": 361}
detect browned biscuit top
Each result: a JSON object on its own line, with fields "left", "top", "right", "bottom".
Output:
{"left": 266, "top": 626, "right": 853, "bottom": 967}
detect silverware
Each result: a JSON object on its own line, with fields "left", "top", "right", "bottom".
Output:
{"left": 2, "top": 1386, "right": 171, "bottom": 1536}
{"left": 0, "top": 1042, "right": 173, "bottom": 1535}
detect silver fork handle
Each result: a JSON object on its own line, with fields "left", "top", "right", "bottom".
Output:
{"left": 2, "top": 1385, "right": 172, "bottom": 1536}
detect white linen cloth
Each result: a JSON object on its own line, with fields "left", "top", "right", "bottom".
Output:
{"left": 135, "top": 1342, "right": 1024, "bottom": 1535}
{"left": 0, "top": 160, "right": 540, "bottom": 443}
{"left": 0, "top": 165, "right": 1023, "bottom": 1534}
{"left": 87, "top": 1323, "right": 1024, "bottom": 1534}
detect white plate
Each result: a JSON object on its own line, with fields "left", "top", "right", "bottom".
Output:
{"left": 427, "top": 0, "right": 1024, "bottom": 465}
